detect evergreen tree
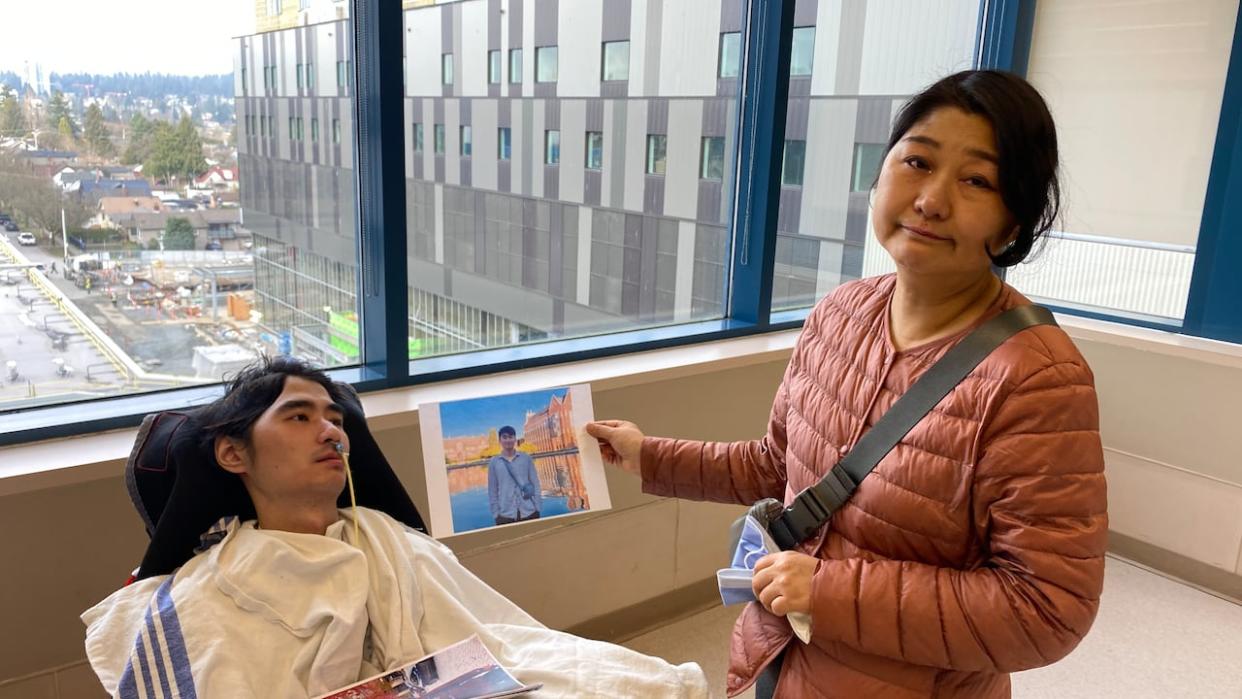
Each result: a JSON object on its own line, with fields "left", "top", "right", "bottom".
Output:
{"left": 163, "top": 217, "right": 196, "bottom": 250}
{"left": 0, "top": 85, "right": 26, "bottom": 137}
{"left": 57, "top": 115, "right": 76, "bottom": 148}
{"left": 121, "top": 113, "right": 153, "bottom": 165}
{"left": 83, "top": 103, "right": 114, "bottom": 157}
{"left": 46, "top": 90, "right": 77, "bottom": 137}
{"left": 145, "top": 116, "right": 206, "bottom": 182}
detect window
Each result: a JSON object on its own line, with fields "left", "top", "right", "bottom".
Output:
{"left": 718, "top": 32, "right": 741, "bottom": 79}
{"left": 296, "top": 63, "right": 304, "bottom": 89}
{"left": 851, "top": 143, "right": 885, "bottom": 192}
{"left": 602, "top": 41, "right": 630, "bottom": 81}
{"left": 442, "top": 53, "right": 454, "bottom": 85}
{"left": 413, "top": 123, "right": 423, "bottom": 153}
{"left": 700, "top": 137, "right": 725, "bottom": 180}
{"left": 306, "top": 63, "right": 314, "bottom": 90}
{"left": 536, "top": 46, "right": 558, "bottom": 83}
{"left": 269, "top": 116, "right": 276, "bottom": 137}
{"left": 545, "top": 130, "right": 560, "bottom": 164}
{"left": 434, "top": 124, "right": 445, "bottom": 155}
{"left": 498, "top": 127, "right": 511, "bottom": 160}
{"left": 509, "top": 48, "right": 523, "bottom": 83}
{"left": 781, "top": 140, "right": 806, "bottom": 187}
{"left": 790, "top": 27, "right": 815, "bottom": 77}
{"left": 488, "top": 50, "right": 502, "bottom": 84}
{"left": 289, "top": 116, "right": 296, "bottom": 138}
{"left": 585, "top": 131, "right": 603, "bottom": 170}
{"left": 646, "top": 135, "right": 667, "bottom": 175}
{"left": 332, "top": 118, "right": 340, "bottom": 144}
{"left": 460, "top": 125, "right": 472, "bottom": 156}
{"left": 337, "top": 60, "right": 347, "bottom": 87}
{"left": 311, "top": 118, "right": 319, "bottom": 142}
{"left": 266, "top": 0, "right": 281, "bottom": 15}
{"left": 260, "top": 115, "right": 267, "bottom": 136}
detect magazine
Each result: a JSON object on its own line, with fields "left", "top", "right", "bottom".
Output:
{"left": 313, "top": 634, "right": 542, "bottom": 699}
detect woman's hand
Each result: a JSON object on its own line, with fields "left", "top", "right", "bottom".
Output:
{"left": 752, "top": 551, "right": 820, "bottom": 617}
{"left": 584, "top": 420, "right": 645, "bottom": 477}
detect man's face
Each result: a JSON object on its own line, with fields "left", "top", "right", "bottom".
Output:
{"left": 499, "top": 432, "right": 517, "bottom": 451}
{"left": 225, "top": 376, "right": 350, "bottom": 507}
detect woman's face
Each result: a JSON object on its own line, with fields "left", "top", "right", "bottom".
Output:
{"left": 872, "top": 106, "right": 1016, "bottom": 280}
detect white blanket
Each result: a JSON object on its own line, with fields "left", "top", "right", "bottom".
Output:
{"left": 83, "top": 507, "right": 710, "bottom": 698}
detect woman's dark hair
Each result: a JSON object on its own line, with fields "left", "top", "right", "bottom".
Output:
{"left": 195, "top": 355, "right": 345, "bottom": 449}
{"left": 882, "top": 70, "right": 1060, "bottom": 267}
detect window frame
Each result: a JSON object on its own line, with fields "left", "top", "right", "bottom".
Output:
{"left": 460, "top": 124, "right": 473, "bottom": 157}
{"left": 789, "top": 26, "right": 815, "bottom": 77}
{"left": 536, "top": 45, "right": 558, "bottom": 83}
{"left": 545, "top": 129, "right": 560, "bottom": 164}
{"left": 509, "top": 48, "right": 523, "bottom": 84}
{"left": 441, "top": 52, "right": 454, "bottom": 85}
{"left": 488, "top": 49, "right": 502, "bottom": 84}
{"left": 21, "top": 0, "right": 1241, "bottom": 447}
{"left": 646, "top": 134, "right": 667, "bottom": 175}
{"left": 601, "top": 40, "right": 630, "bottom": 82}
{"left": 585, "top": 130, "right": 604, "bottom": 170}
{"left": 498, "top": 126, "right": 512, "bottom": 160}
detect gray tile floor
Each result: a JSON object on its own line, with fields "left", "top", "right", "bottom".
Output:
{"left": 623, "top": 557, "right": 1242, "bottom": 698}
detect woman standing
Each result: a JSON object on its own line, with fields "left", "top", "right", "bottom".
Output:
{"left": 588, "top": 71, "right": 1107, "bottom": 698}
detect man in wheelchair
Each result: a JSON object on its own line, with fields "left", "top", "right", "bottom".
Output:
{"left": 82, "top": 357, "right": 708, "bottom": 698}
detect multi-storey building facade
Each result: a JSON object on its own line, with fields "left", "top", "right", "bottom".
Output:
{"left": 235, "top": 0, "right": 978, "bottom": 362}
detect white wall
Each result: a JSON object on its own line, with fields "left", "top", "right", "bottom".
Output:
{"left": 857, "top": 0, "right": 978, "bottom": 95}
{"left": 657, "top": 0, "right": 720, "bottom": 97}
{"left": 461, "top": 0, "right": 489, "bottom": 97}
{"left": 558, "top": 0, "right": 603, "bottom": 98}
{"left": 406, "top": 6, "right": 445, "bottom": 98}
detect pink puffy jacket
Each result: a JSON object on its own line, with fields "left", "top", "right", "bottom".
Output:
{"left": 641, "top": 275, "right": 1107, "bottom": 698}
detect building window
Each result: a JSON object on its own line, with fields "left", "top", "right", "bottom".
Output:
{"left": 851, "top": 143, "right": 885, "bottom": 192}
{"left": 269, "top": 116, "right": 276, "bottom": 137}
{"left": 306, "top": 63, "right": 314, "bottom": 90}
{"left": 646, "top": 134, "right": 667, "bottom": 175}
{"left": 585, "top": 131, "right": 603, "bottom": 170}
{"left": 337, "top": 60, "right": 347, "bottom": 87}
{"left": 790, "top": 27, "right": 815, "bottom": 77}
{"left": 700, "top": 136, "right": 725, "bottom": 180}
{"left": 488, "top": 50, "right": 502, "bottom": 84}
{"left": 266, "top": 0, "right": 282, "bottom": 15}
{"left": 296, "top": 63, "right": 304, "bottom": 89}
{"left": 782, "top": 140, "right": 806, "bottom": 187}
{"left": 498, "top": 127, "right": 511, "bottom": 160}
{"left": 509, "top": 48, "right": 523, "bottom": 83}
{"left": 289, "top": 116, "right": 296, "bottom": 138}
{"left": 260, "top": 115, "right": 267, "bottom": 137}
{"left": 536, "top": 46, "right": 558, "bottom": 83}
{"left": 719, "top": 32, "right": 741, "bottom": 79}
{"left": 545, "top": 130, "right": 560, "bottom": 164}
{"left": 434, "top": 124, "right": 445, "bottom": 155}
{"left": 311, "top": 118, "right": 319, "bottom": 142}
{"left": 442, "top": 53, "right": 454, "bottom": 85}
{"left": 601, "top": 41, "right": 630, "bottom": 82}
{"left": 332, "top": 118, "right": 340, "bottom": 144}
{"left": 241, "top": 67, "right": 247, "bottom": 90}
{"left": 460, "top": 125, "right": 472, "bottom": 156}
{"left": 413, "top": 123, "right": 423, "bottom": 153}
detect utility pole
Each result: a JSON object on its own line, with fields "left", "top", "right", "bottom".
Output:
{"left": 60, "top": 207, "right": 68, "bottom": 264}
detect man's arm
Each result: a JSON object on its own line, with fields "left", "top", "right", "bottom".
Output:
{"left": 487, "top": 458, "right": 501, "bottom": 518}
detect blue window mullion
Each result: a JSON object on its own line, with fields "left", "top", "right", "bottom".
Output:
{"left": 975, "top": 0, "right": 1036, "bottom": 74}
{"left": 352, "top": 0, "right": 409, "bottom": 386}
{"left": 727, "top": 0, "right": 795, "bottom": 326}
{"left": 1183, "top": 5, "right": 1242, "bottom": 343}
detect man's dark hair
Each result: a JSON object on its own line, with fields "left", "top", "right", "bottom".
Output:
{"left": 195, "top": 355, "right": 346, "bottom": 449}
{"left": 498, "top": 425, "right": 516, "bottom": 438}
{"left": 881, "top": 69, "right": 1061, "bottom": 268}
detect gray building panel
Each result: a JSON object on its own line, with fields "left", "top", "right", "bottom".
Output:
{"left": 643, "top": 176, "right": 664, "bottom": 216}
{"left": 794, "top": 0, "right": 819, "bottom": 28}
{"left": 602, "top": 0, "right": 632, "bottom": 42}
{"left": 609, "top": 100, "right": 627, "bottom": 208}
{"left": 535, "top": 0, "right": 558, "bottom": 46}
{"left": 835, "top": 0, "right": 867, "bottom": 95}
{"left": 854, "top": 97, "right": 893, "bottom": 143}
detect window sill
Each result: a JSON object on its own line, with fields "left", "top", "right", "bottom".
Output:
{"left": 0, "top": 328, "right": 800, "bottom": 497}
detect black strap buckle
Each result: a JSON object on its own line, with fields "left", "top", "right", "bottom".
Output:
{"left": 770, "top": 465, "right": 855, "bottom": 550}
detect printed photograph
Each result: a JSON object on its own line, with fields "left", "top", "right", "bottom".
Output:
{"left": 419, "top": 384, "right": 610, "bottom": 537}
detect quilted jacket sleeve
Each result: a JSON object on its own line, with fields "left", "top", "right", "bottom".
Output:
{"left": 808, "top": 360, "right": 1108, "bottom": 672}
{"left": 637, "top": 363, "right": 793, "bottom": 506}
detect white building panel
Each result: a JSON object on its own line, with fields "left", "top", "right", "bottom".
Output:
{"left": 799, "top": 99, "right": 856, "bottom": 239}
{"left": 810, "top": 1, "right": 843, "bottom": 96}
{"left": 558, "top": 0, "right": 603, "bottom": 97}
{"left": 474, "top": 99, "right": 499, "bottom": 191}
{"left": 339, "top": 97, "right": 354, "bottom": 169}
{"left": 423, "top": 98, "right": 436, "bottom": 176}
{"left": 280, "top": 31, "right": 296, "bottom": 96}
{"left": 316, "top": 24, "right": 341, "bottom": 98}
{"left": 622, "top": 100, "right": 648, "bottom": 212}
{"left": 674, "top": 220, "right": 696, "bottom": 320}
{"left": 600, "top": 100, "right": 614, "bottom": 206}
{"left": 407, "top": 7, "right": 444, "bottom": 97}
{"left": 522, "top": 0, "right": 536, "bottom": 98}
{"left": 657, "top": 0, "right": 720, "bottom": 97}
{"left": 629, "top": 0, "right": 649, "bottom": 97}
{"left": 529, "top": 100, "right": 544, "bottom": 198}
{"left": 405, "top": 99, "right": 415, "bottom": 178}
{"left": 858, "top": 0, "right": 978, "bottom": 95}
{"left": 664, "top": 99, "right": 704, "bottom": 220}
{"left": 461, "top": 1, "right": 489, "bottom": 97}
{"left": 559, "top": 100, "right": 586, "bottom": 204}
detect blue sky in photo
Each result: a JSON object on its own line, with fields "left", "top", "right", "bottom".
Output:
{"left": 439, "top": 387, "right": 569, "bottom": 438}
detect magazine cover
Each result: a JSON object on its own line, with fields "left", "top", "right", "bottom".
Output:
{"left": 418, "top": 383, "right": 611, "bottom": 537}
{"left": 313, "top": 634, "right": 541, "bottom": 699}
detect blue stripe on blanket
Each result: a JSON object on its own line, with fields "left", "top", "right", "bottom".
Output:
{"left": 117, "top": 577, "right": 198, "bottom": 699}
{"left": 155, "top": 577, "right": 198, "bottom": 698}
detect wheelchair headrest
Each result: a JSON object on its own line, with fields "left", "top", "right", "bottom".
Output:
{"left": 125, "top": 382, "right": 425, "bottom": 580}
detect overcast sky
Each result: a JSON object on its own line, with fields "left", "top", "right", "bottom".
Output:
{"left": 0, "top": 0, "right": 253, "bottom": 76}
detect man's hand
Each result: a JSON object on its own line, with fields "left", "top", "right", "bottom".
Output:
{"left": 584, "top": 420, "right": 644, "bottom": 477}
{"left": 752, "top": 551, "right": 820, "bottom": 617}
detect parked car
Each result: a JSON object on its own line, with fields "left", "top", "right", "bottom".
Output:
{"left": 17, "top": 232, "right": 37, "bottom": 246}
{"left": 204, "top": 240, "right": 223, "bottom": 251}
{"left": 3, "top": 221, "right": 18, "bottom": 232}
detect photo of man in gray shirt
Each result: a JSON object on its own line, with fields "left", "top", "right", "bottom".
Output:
{"left": 487, "top": 425, "right": 542, "bottom": 525}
